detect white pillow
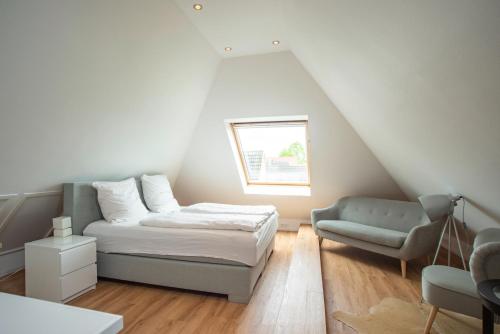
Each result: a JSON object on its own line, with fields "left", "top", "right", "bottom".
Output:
{"left": 92, "top": 178, "right": 149, "bottom": 223}
{"left": 141, "top": 174, "right": 180, "bottom": 213}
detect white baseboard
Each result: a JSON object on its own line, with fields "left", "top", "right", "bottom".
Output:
{"left": 0, "top": 247, "right": 24, "bottom": 278}
{"left": 278, "top": 218, "right": 311, "bottom": 232}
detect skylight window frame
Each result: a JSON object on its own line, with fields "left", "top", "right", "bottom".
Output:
{"left": 228, "top": 118, "right": 311, "bottom": 188}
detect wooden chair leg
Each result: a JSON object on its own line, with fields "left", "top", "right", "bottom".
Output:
{"left": 424, "top": 305, "right": 439, "bottom": 334}
{"left": 401, "top": 259, "right": 407, "bottom": 278}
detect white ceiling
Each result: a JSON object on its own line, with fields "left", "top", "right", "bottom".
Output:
{"left": 174, "top": 0, "right": 289, "bottom": 58}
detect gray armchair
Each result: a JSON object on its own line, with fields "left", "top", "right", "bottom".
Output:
{"left": 312, "top": 197, "right": 446, "bottom": 277}
{"left": 422, "top": 228, "right": 500, "bottom": 333}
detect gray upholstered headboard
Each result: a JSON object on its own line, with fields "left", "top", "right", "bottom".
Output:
{"left": 63, "top": 178, "right": 145, "bottom": 235}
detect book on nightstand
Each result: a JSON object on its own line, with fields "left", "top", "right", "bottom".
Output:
{"left": 53, "top": 216, "right": 72, "bottom": 238}
{"left": 53, "top": 216, "right": 71, "bottom": 229}
{"left": 54, "top": 227, "right": 72, "bottom": 238}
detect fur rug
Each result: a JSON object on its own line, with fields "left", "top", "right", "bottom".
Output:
{"left": 333, "top": 297, "right": 499, "bottom": 334}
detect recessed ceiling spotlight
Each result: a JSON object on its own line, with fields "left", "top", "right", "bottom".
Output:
{"left": 272, "top": 40, "right": 280, "bottom": 45}
{"left": 193, "top": 4, "right": 203, "bottom": 11}
{"left": 224, "top": 47, "right": 232, "bottom": 52}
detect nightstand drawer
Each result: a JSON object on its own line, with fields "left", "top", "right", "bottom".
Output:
{"left": 60, "top": 264, "right": 97, "bottom": 300}
{"left": 59, "top": 242, "right": 96, "bottom": 275}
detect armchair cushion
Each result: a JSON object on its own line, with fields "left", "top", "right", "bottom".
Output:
{"left": 422, "top": 265, "right": 482, "bottom": 319}
{"left": 423, "top": 265, "right": 478, "bottom": 299}
{"left": 316, "top": 220, "right": 408, "bottom": 248}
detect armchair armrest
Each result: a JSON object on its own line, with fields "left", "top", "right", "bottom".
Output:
{"left": 311, "top": 204, "right": 339, "bottom": 232}
{"left": 470, "top": 242, "right": 500, "bottom": 284}
{"left": 400, "top": 220, "right": 444, "bottom": 260}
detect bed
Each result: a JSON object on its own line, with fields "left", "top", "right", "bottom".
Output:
{"left": 63, "top": 179, "right": 277, "bottom": 303}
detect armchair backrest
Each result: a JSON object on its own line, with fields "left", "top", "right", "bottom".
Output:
{"left": 470, "top": 228, "right": 500, "bottom": 284}
{"left": 336, "top": 197, "right": 429, "bottom": 233}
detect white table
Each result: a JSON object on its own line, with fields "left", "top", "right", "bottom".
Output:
{"left": 0, "top": 292, "right": 123, "bottom": 334}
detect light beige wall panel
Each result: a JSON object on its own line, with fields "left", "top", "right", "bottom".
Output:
{"left": 0, "top": 194, "right": 62, "bottom": 251}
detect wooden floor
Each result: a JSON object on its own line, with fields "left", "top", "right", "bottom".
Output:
{"left": 0, "top": 226, "right": 325, "bottom": 334}
{"left": 0, "top": 226, "right": 457, "bottom": 334}
{"left": 321, "top": 238, "right": 425, "bottom": 333}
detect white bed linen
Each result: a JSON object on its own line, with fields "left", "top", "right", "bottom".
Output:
{"left": 181, "top": 203, "right": 276, "bottom": 216}
{"left": 83, "top": 213, "right": 278, "bottom": 266}
{"left": 140, "top": 211, "right": 269, "bottom": 232}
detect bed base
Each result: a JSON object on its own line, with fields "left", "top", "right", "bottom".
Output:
{"left": 96, "top": 237, "right": 274, "bottom": 303}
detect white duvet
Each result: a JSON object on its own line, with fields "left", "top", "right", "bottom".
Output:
{"left": 83, "top": 213, "right": 278, "bottom": 266}
{"left": 140, "top": 211, "right": 269, "bottom": 232}
{"left": 181, "top": 203, "right": 276, "bottom": 216}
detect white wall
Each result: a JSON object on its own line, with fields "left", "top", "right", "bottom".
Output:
{"left": 285, "top": 0, "right": 500, "bottom": 230}
{"left": 0, "top": 0, "right": 220, "bottom": 255}
{"left": 0, "top": 0, "right": 220, "bottom": 194}
{"left": 174, "top": 51, "right": 405, "bottom": 220}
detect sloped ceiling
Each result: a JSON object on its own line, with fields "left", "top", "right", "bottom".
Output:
{"left": 177, "top": 0, "right": 500, "bottom": 231}
{"left": 284, "top": 0, "right": 500, "bottom": 231}
{"left": 0, "top": 0, "right": 220, "bottom": 252}
{"left": 0, "top": 0, "right": 219, "bottom": 194}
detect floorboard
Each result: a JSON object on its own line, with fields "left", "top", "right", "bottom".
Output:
{"left": 275, "top": 226, "right": 326, "bottom": 334}
{"left": 321, "top": 238, "right": 464, "bottom": 333}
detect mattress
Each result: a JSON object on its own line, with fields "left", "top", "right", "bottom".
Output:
{"left": 83, "top": 213, "right": 278, "bottom": 266}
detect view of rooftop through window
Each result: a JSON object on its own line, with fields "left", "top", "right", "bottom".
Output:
{"left": 231, "top": 121, "right": 310, "bottom": 186}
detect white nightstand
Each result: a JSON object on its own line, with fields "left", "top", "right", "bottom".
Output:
{"left": 25, "top": 235, "right": 97, "bottom": 303}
